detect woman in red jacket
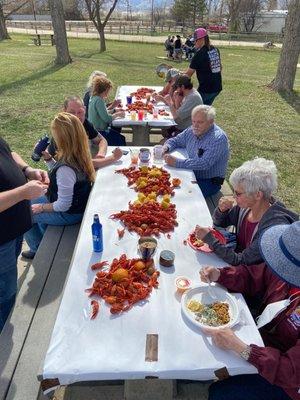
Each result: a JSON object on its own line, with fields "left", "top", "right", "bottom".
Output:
{"left": 200, "top": 221, "right": 300, "bottom": 400}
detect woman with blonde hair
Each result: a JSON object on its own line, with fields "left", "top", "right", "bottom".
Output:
{"left": 195, "top": 157, "right": 298, "bottom": 266}
{"left": 88, "top": 75, "right": 126, "bottom": 146}
{"left": 22, "top": 112, "right": 95, "bottom": 259}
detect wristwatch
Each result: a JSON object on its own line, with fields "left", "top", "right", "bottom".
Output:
{"left": 240, "top": 345, "right": 251, "bottom": 361}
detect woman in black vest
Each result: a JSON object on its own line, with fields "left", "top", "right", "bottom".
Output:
{"left": 23, "top": 113, "right": 95, "bottom": 259}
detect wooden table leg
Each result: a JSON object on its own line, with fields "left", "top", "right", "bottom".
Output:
{"left": 131, "top": 125, "right": 150, "bottom": 146}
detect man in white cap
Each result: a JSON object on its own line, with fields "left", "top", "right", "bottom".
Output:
{"left": 184, "top": 27, "right": 222, "bottom": 105}
{"left": 200, "top": 221, "right": 300, "bottom": 400}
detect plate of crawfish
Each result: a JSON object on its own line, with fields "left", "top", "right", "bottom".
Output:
{"left": 187, "top": 229, "right": 226, "bottom": 253}
{"left": 86, "top": 254, "right": 159, "bottom": 317}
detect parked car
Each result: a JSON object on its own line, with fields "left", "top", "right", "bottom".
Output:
{"left": 207, "top": 24, "right": 228, "bottom": 33}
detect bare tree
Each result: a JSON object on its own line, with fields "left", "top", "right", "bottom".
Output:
{"left": 84, "top": 0, "right": 119, "bottom": 53}
{"left": 49, "top": 0, "right": 72, "bottom": 65}
{"left": 0, "top": 0, "right": 29, "bottom": 40}
{"left": 226, "top": 0, "right": 242, "bottom": 32}
{"left": 240, "top": 0, "right": 265, "bottom": 32}
{"left": 269, "top": 0, "right": 300, "bottom": 91}
{"left": 267, "top": 0, "right": 277, "bottom": 9}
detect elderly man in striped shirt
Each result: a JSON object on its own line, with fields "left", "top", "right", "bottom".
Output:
{"left": 163, "top": 105, "right": 230, "bottom": 198}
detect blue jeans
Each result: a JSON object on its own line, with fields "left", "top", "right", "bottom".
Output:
{"left": 196, "top": 178, "right": 221, "bottom": 198}
{"left": 209, "top": 374, "right": 291, "bottom": 400}
{"left": 199, "top": 91, "right": 220, "bottom": 105}
{"left": 100, "top": 128, "right": 126, "bottom": 146}
{"left": 24, "top": 196, "right": 83, "bottom": 253}
{"left": 0, "top": 235, "right": 23, "bottom": 331}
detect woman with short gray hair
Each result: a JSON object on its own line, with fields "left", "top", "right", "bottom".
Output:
{"left": 195, "top": 157, "right": 298, "bottom": 265}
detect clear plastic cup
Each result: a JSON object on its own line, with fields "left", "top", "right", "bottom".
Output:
{"left": 130, "top": 149, "right": 139, "bottom": 164}
{"left": 131, "top": 111, "right": 137, "bottom": 121}
{"left": 152, "top": 107, "right": 158, "bottom": 119}
{"left": 153, "top": 145, "right": 164, "bottom": 162}
{"left": 138, "top": 109, "right": 144, "bottom": 121}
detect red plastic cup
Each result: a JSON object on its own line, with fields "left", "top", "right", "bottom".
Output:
{"left": 138, "top": 109, "right": 144, "bottom": 121}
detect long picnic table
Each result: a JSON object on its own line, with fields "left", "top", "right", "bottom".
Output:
{"left": 40, "top": 147, "right": 263, "bottom": 397}
{"left": 113, "top": 86, "right": 176, "bottom": 146}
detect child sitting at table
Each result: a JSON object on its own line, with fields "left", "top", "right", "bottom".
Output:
{"left": 88, "top": 76, "right": 126, "bottom": 146}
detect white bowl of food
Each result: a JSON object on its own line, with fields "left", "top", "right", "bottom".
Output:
{"left": 181, "top": 285, "right": 239, "bottom": 330}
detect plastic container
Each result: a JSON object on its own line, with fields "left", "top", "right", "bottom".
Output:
{"left": 175, "top": 276, "right": 191, "bottom": 293}
{"left": 92, "top": 214, "right": 103, "bottom": 252}
{"left": 139, "top": 148, "right": 150, "bottom": 163}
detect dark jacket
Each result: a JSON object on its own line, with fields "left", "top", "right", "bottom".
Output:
{"left": 218, "top": 264, "right": 300, "bottom": 400}
{"left": 204, "top": 199, "right": 298, "bottom": 265}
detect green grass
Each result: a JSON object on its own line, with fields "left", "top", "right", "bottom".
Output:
{"left": 0, "top": 34, "right": 299, "bottom": 212}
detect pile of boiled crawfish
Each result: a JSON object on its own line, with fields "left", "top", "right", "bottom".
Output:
{"left": 126, "top": 101, "right": 154, "bottom": 113}
{"left": 87, "top": 254, "right": 159, "bottom": 318}
{"left": 115, "top": 166, "right": 179, "bottom": 196}
{"left": 130, "top": 87, "right": 155, "bottom": 100}
{"left": 112, "top": 166, "right": 181, "bottom": 236}
{"left": 110, "top": 200, "right": 178, "bottom": 237}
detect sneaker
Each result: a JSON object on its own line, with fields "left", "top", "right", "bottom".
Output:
{"left": 21, "top": 250, "right": 36, "bottom": 260}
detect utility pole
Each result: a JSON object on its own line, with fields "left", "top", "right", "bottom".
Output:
{"left": 151, "top": 0, "right": 154, "bottom": 35}
{"left": 31, "top": 0, "right": 38, "bottom": 34}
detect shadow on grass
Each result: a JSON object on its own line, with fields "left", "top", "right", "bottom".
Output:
{"left": 279, "top": 90, "right": 300, "bottom": 114}
{"left": 0, "top": 62, "right": 65, "bottom": 95}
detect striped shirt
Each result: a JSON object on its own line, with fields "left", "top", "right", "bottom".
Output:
{"left": 165, "top": 123, "right": 230, "bottom": 180}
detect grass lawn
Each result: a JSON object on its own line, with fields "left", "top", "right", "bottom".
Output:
{"left": 0, "top": 34, "right": 299, "bottom": 212}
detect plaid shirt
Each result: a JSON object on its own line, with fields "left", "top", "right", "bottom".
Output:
{"left": 165, "top": 123, "right": 230, "bottom": 180}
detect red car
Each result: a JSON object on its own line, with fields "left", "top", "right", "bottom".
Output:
{"left": 207, "top": 24, "right": 228, "bottom": 33}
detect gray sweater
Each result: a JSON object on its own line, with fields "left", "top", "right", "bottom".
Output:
{"left": 204, "top": 199, "right": 299, "bottom": 266}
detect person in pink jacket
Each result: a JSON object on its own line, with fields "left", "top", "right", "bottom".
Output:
{"left": 200, "top": 221, "right": 300, "bottom": 400}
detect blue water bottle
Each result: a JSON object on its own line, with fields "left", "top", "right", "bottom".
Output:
{"left": 92, "top": 214, "right": 103, "bottom": 252}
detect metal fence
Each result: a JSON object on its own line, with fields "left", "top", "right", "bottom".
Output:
{"left": 6, "top": 20, "right": 284, "bottom": 43}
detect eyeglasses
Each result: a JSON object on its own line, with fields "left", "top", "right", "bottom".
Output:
{"left": 233, "top": 190, "right": 245, "bottom": 197}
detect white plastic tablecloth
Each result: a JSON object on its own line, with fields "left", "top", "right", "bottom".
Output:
{"left": 112, "top": 86, "right": 176, "bottom": 127}
{"left": 42, "top": 148, "right": 263, "bottom": 385}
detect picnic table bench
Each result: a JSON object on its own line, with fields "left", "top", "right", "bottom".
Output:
{"left": 0, "top": 224, "right": 80, "bottom": 400}
{"left": 0, "top": 167, "right": 232, "bottom": 400}
{"left": 31, "top": 34, "right": 55, "bottom": 46}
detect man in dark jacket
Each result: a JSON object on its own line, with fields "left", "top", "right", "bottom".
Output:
{"left": 0, "top": 138, "right": 48, "bottom": 330}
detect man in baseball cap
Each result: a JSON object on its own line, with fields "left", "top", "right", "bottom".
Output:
{"left": 165, "top": 68, "right": 180, "bottom": 83}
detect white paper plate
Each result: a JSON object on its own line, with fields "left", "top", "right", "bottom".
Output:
{"left": 181, "top": 285, "right": 239, "bottom": 330}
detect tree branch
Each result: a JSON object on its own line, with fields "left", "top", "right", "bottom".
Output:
{"left": 5, "top": 0, "right": 30, "bottom": 18}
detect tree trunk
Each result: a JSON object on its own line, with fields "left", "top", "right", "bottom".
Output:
{"left": 270, "top": 0, "right": 300, "bottom": 92}
{"left": 227, "top": 0, "right": 241, "bottom": 33}
{"left": 0, "top": 3, "right": 10, "bottom": 40}
{"left": 49, "top": 0, "right": 72, "bottom": 65}
{"left": 98, "top": 26, "right": 106, "bottom": 52}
